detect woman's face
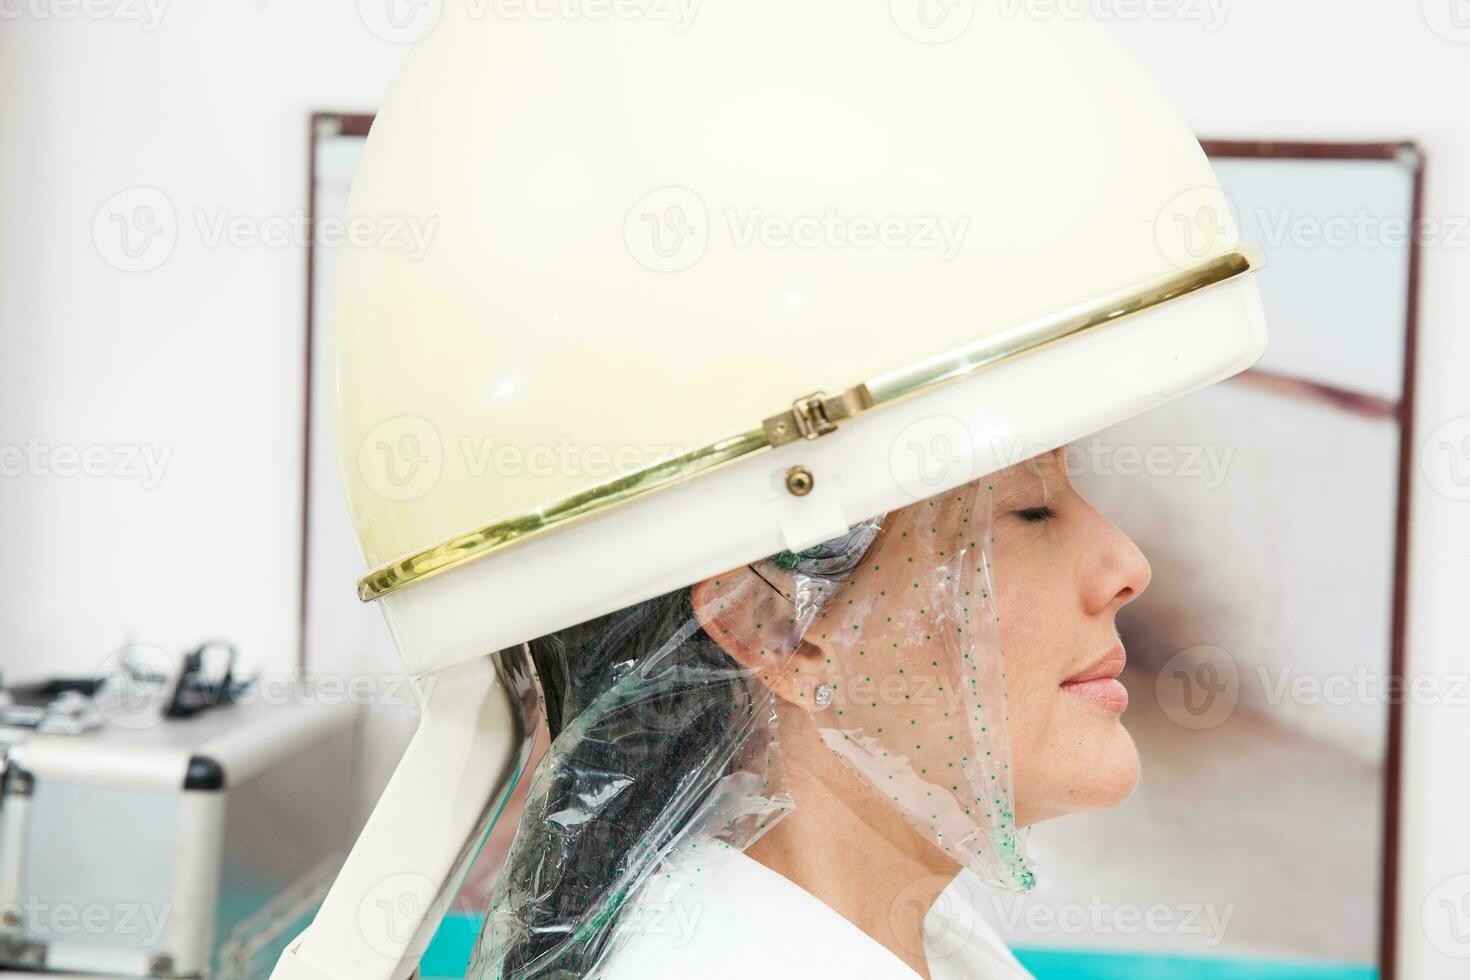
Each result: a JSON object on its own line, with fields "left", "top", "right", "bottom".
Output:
{"left": 984, "top": 447, "right": 1151, "bottom": 826}
{"left": 796, "top": 447, "right": 1150, "bottom": 835}
{"left": 696, "top": 447, "right": 1150, "bottom": 858}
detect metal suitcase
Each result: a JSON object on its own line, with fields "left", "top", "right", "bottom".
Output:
{"left": 0, "top": 696, "right": 359, "bottom": 978}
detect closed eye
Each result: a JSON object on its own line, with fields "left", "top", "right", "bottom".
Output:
{"left": 1014, "top": 506, "right": 1057, "bottom": 524}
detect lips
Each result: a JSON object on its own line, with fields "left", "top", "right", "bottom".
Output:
{"left": 1061, "top": 646, "right": 1129, "bottom": 712}
{"left": 1064, "top": 646, "right": 1127, "bottom": 685}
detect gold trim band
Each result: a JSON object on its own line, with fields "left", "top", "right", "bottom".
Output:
{"left": 358, "top": 246, "right": 1263, "bottom": 602}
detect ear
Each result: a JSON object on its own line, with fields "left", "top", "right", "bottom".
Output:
{"left": 691, "top": 570, "right": 835, "bottom": 711}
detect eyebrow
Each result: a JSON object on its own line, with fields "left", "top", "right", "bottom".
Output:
{"left": 989, "top": 448, "right": 1066, "bottom": 504}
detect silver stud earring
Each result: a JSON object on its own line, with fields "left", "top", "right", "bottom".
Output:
{"left": 814, "top": 684, "right": 834, "bottom": 708}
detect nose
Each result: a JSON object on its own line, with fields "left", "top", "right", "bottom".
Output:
{"left": 1081, "top": 511, "right": 1152, "bottom": 617}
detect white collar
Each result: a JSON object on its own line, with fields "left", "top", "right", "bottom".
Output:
{"left": 600, "top": 840, "right": 1033, "bottom": 980}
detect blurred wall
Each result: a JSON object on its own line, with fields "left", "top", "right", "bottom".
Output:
{"left": 1105, "top": 10, "right": 1470, "bottom": 978}
{"left": 0, "top": 7, "right": 406, "bottom": 680}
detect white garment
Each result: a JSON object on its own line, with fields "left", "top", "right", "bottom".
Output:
{"left": 600, "top": 840, "right": 1033, "bottom": 980}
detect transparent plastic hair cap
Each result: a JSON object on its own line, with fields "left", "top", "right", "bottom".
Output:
{"left": 334, "top": 0, "right": 1267, "bottom": 673}
{"left": 474, "top": 485, "right": 1031, "bottom": 978}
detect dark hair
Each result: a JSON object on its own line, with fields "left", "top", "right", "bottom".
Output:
{"left": 475, "top": 521, "right": 882, "bottom": 978}
{"left": 483, "top": 587, "right": 754, "bottom": 978}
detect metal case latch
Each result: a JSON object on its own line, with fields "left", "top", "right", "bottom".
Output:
{"left": 763, "top": 386, "right": 874, "bottom": 447}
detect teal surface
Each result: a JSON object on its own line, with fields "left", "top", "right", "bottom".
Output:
{"left": 420, "top": 915, "right": 1380, "bottom": 980}
{"left": 1014, "top": 947, "right": 1378, "bottom": 980}
{"left": 423, "top": 913, "right": 482, "bottom": 978}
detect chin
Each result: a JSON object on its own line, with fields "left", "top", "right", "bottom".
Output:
{"left": 1015, "top": 715, "right": 1141, "bottom": 826}
{"left": 1088, "top": 720, "right": 1141, "bottom": 809}
{"left": 1081, "top": 719, "right": 1146, "bottom": 811}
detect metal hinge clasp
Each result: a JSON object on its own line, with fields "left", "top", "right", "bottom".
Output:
{"left": 763, "top": 386, "right": 874, "bottom": 447}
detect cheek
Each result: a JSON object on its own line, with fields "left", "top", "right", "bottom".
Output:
{"left": 993, "top": 575, "right": 1075, "bottom": 789}
{"left": 995, "top": 575, "right": 1067, "bottom": 706}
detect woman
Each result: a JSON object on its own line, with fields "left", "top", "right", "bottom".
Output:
{"left": 472, "top": 446, "right": 1150, "bottom": 979}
